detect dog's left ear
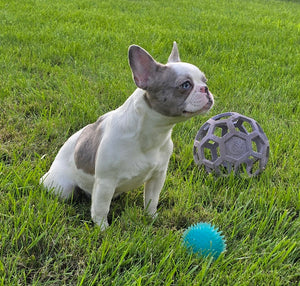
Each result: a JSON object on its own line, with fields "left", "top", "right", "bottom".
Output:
{"left": 128, "top": 45, "right": 160, "bottom": 90}
{"left": 168, "top": 41, "right": 181, "bottom": 63}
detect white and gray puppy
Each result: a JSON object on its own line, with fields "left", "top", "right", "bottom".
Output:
{"left": 40, "top": 42, "right": 214, "bottom": 230}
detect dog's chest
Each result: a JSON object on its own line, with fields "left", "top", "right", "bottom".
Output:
{"left": 74, "top": 92, "right": 175, "bottom": 194}
{"left": 108, "top": 137, "right": 172, "bottom": 194}
{"left": 115, "top": 156, "right": 159, "bottom": 194}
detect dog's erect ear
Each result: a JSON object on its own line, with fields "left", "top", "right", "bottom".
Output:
{"left": 168, "top": 41, "right": 181, "bottom": 63}
{"left": 128, "top": 45, "right": 159, "bottom": 90}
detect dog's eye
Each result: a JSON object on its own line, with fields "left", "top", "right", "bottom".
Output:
{"left": 180, "top": 81, "right": 192, "bottom": 90}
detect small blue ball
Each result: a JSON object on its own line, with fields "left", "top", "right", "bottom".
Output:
{"left": 182, "top": 222, "right": 226, "bottom": 260}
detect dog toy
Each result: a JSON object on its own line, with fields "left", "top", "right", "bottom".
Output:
{"left": 182, "top": 222, "right": 226, "bottom": 260}
{"left": 193, "top": 112, "right": 269, "bottom": 177}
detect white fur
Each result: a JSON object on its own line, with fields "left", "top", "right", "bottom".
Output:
{"left": 41, "top": 89, "right": 177, "bottom": 229}
{"left": 40, "top": 44, "right": 214, "bottom": 230}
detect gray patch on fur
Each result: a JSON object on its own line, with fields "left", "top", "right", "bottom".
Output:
{"left": 144, "top": 66, "right": 193, "bottom": 117}
{"left": 74, "top": 116, "right": 105, "bottom": 175}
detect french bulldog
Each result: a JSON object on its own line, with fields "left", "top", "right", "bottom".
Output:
{"left": 40, "top": 42, "right": 214, "bottom": 230}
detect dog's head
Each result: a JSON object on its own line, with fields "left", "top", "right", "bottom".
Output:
{"left": 128, "top": 42, "right": 214, "bottom": 118}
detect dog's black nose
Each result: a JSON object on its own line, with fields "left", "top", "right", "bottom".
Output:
{"left": 200, "top": 86, "right": 209, "bottom": 94}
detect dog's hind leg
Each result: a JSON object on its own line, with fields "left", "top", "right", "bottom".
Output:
{"left": 40, "top": 130, "right": 83, "bottom": 199}
{"left": 40, "top": 167, "right": 76, "bottom": 199}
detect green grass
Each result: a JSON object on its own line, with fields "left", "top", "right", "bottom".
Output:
{"left": 0, "top": 0, "right": 299, "bottom": 284}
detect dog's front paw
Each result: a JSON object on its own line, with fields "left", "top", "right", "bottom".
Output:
{"left": 151, "top": 212, "right": 158, "bottom": 220}
{"left": 146, "top": 209, "right": 158, "bottom": 220}
{"left": 99, "top": 220, "right": 109, "bottom": 231}
{"left": 92, "top": 216, "right": 109, "bottom": 231}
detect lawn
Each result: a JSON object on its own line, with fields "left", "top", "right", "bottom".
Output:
{"left": 0, "top": 0, "right": 299, "bottom": 285}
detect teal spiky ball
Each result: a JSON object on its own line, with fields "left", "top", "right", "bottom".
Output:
{"left": 182, "top": 222, "right": 226, "bottom": 260}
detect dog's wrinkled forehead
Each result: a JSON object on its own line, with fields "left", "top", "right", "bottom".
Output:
{"left": 166, "top": 62, "right": 207, "bottom": 84}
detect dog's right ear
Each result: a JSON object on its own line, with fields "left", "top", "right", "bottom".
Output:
{"left": 128, "top": 45, "right": 159, "bottom": 90}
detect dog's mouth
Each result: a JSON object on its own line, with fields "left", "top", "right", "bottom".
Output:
{"left": 183, "top": 103, "right": 211, "bottom": 116}
{"left": 183, "top": 92, "right": 214, "bottom": 116}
